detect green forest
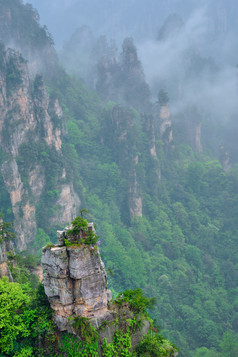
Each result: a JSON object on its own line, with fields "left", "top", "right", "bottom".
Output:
{"left": 0, "top": 0, "right": 238, "bottom": 356}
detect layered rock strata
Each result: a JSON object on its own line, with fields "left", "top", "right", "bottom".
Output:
{"left": 42, "top": 223, "right": 112, "bottom": 332}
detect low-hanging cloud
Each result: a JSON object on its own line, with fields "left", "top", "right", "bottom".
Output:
{"left": 138, "top": 8, "right": 208, "bottom": 83}
{"left": 137, "top": 7, "right": 238, "bottom": 120}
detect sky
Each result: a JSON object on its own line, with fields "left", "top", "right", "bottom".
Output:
{"left": 23, "top": 0, "right": 238, "bottom": 51}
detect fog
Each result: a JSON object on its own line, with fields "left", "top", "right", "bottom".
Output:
{"left": 23, "top": 0, "right": 238, "bottom": 123}
{"left": 137, "top": 7, "right": 238, "bottom": 120}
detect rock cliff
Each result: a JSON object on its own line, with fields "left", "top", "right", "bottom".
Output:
{"left": 0, "top": 45, "right": 80, "bottom": 250}
{"left": 41, "top": 220, "right": 178, "bottom": 356}
{"left": 102, "top": 104, "right": 144, "bottom": 220}
{"left": 0, "top": 240, "right": 13, "bottom": 282}
{"left": 96, "top": 37, "right": 150, "bottom": 112}
{"left": 0, "top": 218, "right": 14, "bottom": 281}
{"left": 42, "top": 222, "right": 112, "bottom": 332}
{"left": 0, "top": 0, "right": 57, "bottom": 78}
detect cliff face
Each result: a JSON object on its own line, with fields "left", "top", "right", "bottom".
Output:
{"left": 102, "top": 105, "right": 143, "bottom": 219}
{"left": 42, "top": 223, "right": 112, "bottom": 331}
{"left": 0, "top": 218, "right": 14, "bottom": 281}
{"left": 185, "top": 106, "right": 203, "bottom": 153}
{"left": 0, "top": 46, "right": 80, "bottom": 250}
{"left": 159, "top": 103, "right": 173, "bottom": 144}
{"left": 0, "top": 0, "right": 81, "bottom": 250}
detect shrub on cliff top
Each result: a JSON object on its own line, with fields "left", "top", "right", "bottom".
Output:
{"left": 67, "top": 216, "right": 88, "bottom": 236}
{"left": 66, "top": 215, "right": 99, "bottom": 246}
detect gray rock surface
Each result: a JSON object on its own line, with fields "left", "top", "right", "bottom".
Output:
{"left": 42, "top": 224, "right": 112, "bottom": 332}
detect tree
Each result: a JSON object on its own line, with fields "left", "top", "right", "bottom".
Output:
{"left": 0, "top": 277, "right": 30, "bottom": 354}
{"left": 0, "top": 218, "right": 15, "bottom": 243}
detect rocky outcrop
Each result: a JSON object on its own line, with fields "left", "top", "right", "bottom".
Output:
{"left": 159, "top": 104, "right": 173, "bottom": 144}
{"left": 96, "top": 37, "right": 150, "bottom": 112}
{"left": 1, "top": 159, "right": 37, "bottom": 250}
{"left": 157, "top": 90, "right": 173, "bottom": 146}
{"left": 219, "top": 145, "right": 232, "bottom": 172}
{"left": 28, "top": 165, "right": 45, "bottom": 200}
{"left": 0, "top": 0, "right": 57, "bottom": 79}
{"left": 0, "top": 220, "right": 14, "bottom": 282}
{"left": 129, "top": 178, "right": 143, "bottom": 218}
{"left": 186, "top": 106, "right": 203, "bottom": 153}
{"left": 129, "top": 156, "right": 143, "bottom": 218}
{"left": 42, "top": 223, "right": 112, "bottom": 332}
{"left": 50, "top": 184, "right": 81, "bottom": 226}
{"left": 41, "top": 222, "right": 179, "bottom": 356}
{"left": 33, "top": 75, "right": 63, "bottom": 152}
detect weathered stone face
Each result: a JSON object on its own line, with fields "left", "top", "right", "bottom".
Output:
{"left": 0, "top": 238, "right": 14, "bottom": 281}
{"left": 68, "top": 247, "right": 104, "bottom": 279}
{"left": 42, "top": 228, "right": 112, "bottom": 332}
{"left": 42, "top": 247, "right": 68, "bottom": 279}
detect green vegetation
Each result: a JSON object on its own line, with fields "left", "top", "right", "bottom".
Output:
{"left": 58, "top": 333, "right": 99, "bottom": 357}
{"left": 65, "top": 216, "right": 99, "bottom": 246}
{"left": 0, "top": 262, "right": 176, "bottom": 357}
{"left": 102, "top": 329, "right": 132, "bottom": 356}
{"left": 67, "top": 216, "right": 88, "bottom": 235}
{"left": 72, "top": 317, "right": 98, "bottom": 344}
{"left": 0, "top": 0, "right": 53, "bottom": 50}
{"left": 0, "top": 219, "right": 15, "bottom": 243}
{"left": 22, "top": 61, "right": 238, "bottom": 354}
{"left": 0, "top": 277, "right": 30, "bottom": 354}
{"left": 101, "top": 291, "right": 177, "bottom": 357}
{"left": 6, "top": 50, "right": 24, "bottom": 96}
{"left": 116, "top": 289, "right": 156, "bottom": 315}
{"left": 0, "top": 276, "right": 53, "bottom": 356}
{"left": 136, "top": 334, "right": 178, "bottom": 357}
